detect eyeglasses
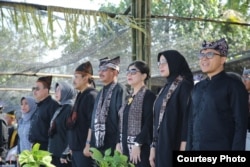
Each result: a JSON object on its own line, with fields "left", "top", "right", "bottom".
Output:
{"left": 98, "top": 66, "right": 111, "bottom": 72}
{"left": 242, "top": 75, "right": 250, "bottom": 80}
{"left": 126, "top": 69, "right": 140, "bottom": 75}
{"left": 198, "top": 52, "right": 221, "bottom": 59}
{"left": 157, "top": 61, "right": 167, "bottom": 67}
{"left": 32, "top": 87, "right": 42, "bottom": 91}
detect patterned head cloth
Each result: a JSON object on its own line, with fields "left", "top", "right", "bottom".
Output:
{"left": 99, "top": 56, "right": 120, "bottom": 71}
{"left": 200, "top": 38, "right": 229, "bottom": 57}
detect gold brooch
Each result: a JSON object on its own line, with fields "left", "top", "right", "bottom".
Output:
{"left": 128, "top": 97, "right": 133, "bottom": 105}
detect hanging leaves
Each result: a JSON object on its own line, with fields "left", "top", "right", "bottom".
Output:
{"left": 0, "top": 3, "right": 146, "bottom": 47}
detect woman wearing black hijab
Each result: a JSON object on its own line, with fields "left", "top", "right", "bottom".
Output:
{"left": 149, "top": 50, "right": 194, "bottom": 167}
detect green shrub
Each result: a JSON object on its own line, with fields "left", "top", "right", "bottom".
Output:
{"left": 18, "top": 143, "right": 55, "bottom": 167}
{"left": 90, "top": 147, "right": 135, "bottom": 167}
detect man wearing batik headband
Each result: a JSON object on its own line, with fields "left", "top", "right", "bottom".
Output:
{"left": 66, "top": 61, "right": 98, "bottom": 167}
{"left": 29, "top": 76, "right": 60, "bottom": 150}
{"left": 242, "top": 68, "right": 250, "bottom": 150}
{"left": 186, "top": 38, "right": 249, "bottom": 150}
{"left": 83, "top": 56, "right": 127, "bottom": 157}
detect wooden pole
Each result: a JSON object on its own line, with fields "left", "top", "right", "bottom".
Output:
{"left": 145, "top": 0, "right": 152, "bottom": 88}
{"left": 131, "top": 0, "right": 137, "bottom": 61}
{"left": 131, "top": 0, "right": 152, "bottom": 88}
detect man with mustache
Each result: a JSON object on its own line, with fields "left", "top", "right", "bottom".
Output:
{"left": 83, "top": 56, "right": 127, "bottom": 158}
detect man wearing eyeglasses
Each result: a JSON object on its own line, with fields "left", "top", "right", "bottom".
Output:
{"left": 242, "top": 68, "right": 250, "bottom": 150}
{"left": 83, "top": 56, "right": 127, "bottom": 157}
{"left": 29, "top": 76, "right": 59, "bottom": 150}
{"left": 186, "top": 38, "right": 249, "bottom": 150}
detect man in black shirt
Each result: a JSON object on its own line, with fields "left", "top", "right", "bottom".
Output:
{"left": 187, "top": 38, "right": 248, "bottom": 150}
{"left": 29, "top": 76, "right": 59, "bottom": 150}
{"left": 84, "top": 56, "right": 127, "bottom": 157}
{"left": 66, "top": 61, "right": 98, "bottom": 167}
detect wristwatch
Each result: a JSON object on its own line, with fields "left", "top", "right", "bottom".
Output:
{"left": 150, "top": 142, "right": 156, "bottom": 148}
{"left": 134, "top": 142, "right": 142, "bottom": 147}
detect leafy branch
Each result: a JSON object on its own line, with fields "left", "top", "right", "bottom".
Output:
{"left": 90, "top": 147, "right": 135, "bottom": 167}
{"left": 18, "top": 143, "right": 55, "bottom": 167}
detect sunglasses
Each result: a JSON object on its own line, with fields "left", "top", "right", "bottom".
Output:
{"left": 126, "top": 69, "right": 140, "bottom": 75}
{"left": 32, "top": 87, "right": 42, "bottom": 91}
{"left": 198, "top": 52, "right": 221, "bottom": 59}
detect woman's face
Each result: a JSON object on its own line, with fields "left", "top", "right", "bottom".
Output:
{"left": 21, "top": 98, "right": 30, "bottom": 113}
{"left": 126, "top": 65, "right": 145, "bottom": 87}
{"left": 55, "top": 86, "right": 61, "bottom": 102}
{"left": 158, "top": 55, "right": 170, "bottom": 77}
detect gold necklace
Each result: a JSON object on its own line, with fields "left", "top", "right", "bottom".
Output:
{"left": 127, "top": 96, "right": 134, "bottom": 105}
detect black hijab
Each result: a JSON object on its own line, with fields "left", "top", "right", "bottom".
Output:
{"left": 157, "top": 50, "right": 193, "bottom": 83}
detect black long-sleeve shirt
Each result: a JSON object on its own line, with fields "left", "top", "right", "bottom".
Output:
{"left": 153, "top": 77, "right": 193, "bottom": 167}
{"left": 121, "top": 90, "right": 155, "bottom": 167}
{"left": 91, "top": 83, "right": 127, "bottom": 152}
{"left": 67, "top": 88, "right": 98, "bottom": 151}
{"left": 29, "top": 95, "right": 59, "bottom": 150}
{"left": 48, "top": 104, "right": 73, "bottom": 157}
{"left": 187, "top": 71, "right": 249, "bottom": 150}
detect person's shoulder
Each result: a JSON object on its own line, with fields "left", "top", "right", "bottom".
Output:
{"left": 86, "top": 87, "right": 98, "bottom": 97}
{"left": 182, "top": 78, "right": 194, "bottom": 86}
{"left": 0, "top": 116, "right": 7, "bottom": 125}
{"left": 89, "top": 87, "right": 98, "bottom": 94}
{"left": 180, "top": 78, "right": 194, "bottom": 89}
{"left": 144, "top": 89, "right": 156, "bottom": 102}
{"left": 115, "top": 82, "right": 125, "bottom": 88}
{"left": 145, "top": 89, "right": 156, "bottom": 98}
{"left": 115, "top": 82, "right": 128, "bottom": 92}
{"left": 224, "top": 73, "right": 244, "bottom": 86}
{"left": 62, "top": 103, "right": 73, "bottom": 108}
{"left": 46, "top": 95, "right": 58, "bottom": 103}
{"left": 50, "top": 96, "right": 60, "bottom": 106}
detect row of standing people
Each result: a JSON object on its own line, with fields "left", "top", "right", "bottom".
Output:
{"left": 15, "top": 37, "right": 249, "bottom": 167}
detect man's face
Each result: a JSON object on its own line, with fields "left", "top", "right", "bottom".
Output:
{"left": 32, "top": 82, "right": 49, "bottom": 102}
{"left": 199, "top": 49, "right": 226, "bottom": 77}
{"left": 73, "top": 73, "right": 86, "bottom": 90}
{"left": 3, "top": 114, "right": 15, "bottom": 126}
{"left": 98, "top": 66, "right": 117, "bottom": 85}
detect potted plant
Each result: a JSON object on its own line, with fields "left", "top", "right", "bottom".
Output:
{"left": 90, "top": 147, "right": 135, "bottom": 167}
{"left": 18, "top": 143, "right": 55, "bottom": 167}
